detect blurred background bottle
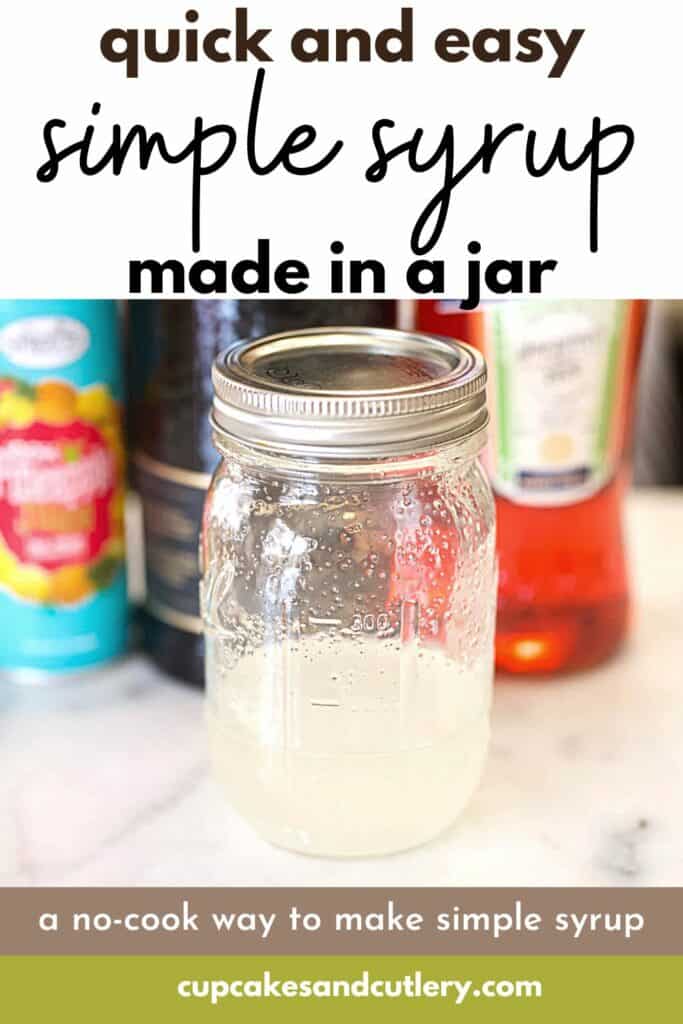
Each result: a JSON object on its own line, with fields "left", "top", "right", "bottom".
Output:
{"left": 417, "top": 299, "right": 648, "bottom": 676}
{"left": 633, "top": 301, "right": 683, "bottom": 486}
{"left": 0, "top": 300, "right": 127, "bottom": 678}
{"left": 127, "top": 300, "right": 397, "bottom": 686}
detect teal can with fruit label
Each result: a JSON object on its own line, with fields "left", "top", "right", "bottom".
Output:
{"left": 0, "top": 300, "right": 128, "bottom": 678}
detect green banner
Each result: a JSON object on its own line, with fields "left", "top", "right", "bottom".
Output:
{"left": 1, "top": 956, "right": 680, "bottom": 1021}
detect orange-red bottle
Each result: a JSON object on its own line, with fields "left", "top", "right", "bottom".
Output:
{"left": 416, "top": 300, "right": 647, "bottom": 676}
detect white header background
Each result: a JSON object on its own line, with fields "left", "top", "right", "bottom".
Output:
{"left": 0, "top": 0, "right": 680, "bottom": 298}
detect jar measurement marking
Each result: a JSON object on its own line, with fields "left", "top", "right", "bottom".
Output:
{"left": 351, "top": 613, "right": 391, "bottom": 633}
{"left": 309, "top": 616, "right": 343, "bottom": 627}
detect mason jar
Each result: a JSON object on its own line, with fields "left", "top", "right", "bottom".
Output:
{"left": 200, "top": 327, "right": 496, "bottom": 856}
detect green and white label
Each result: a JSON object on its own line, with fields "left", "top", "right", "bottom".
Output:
{"left": 483, "top": 301, "right": 627, "bottom": 507}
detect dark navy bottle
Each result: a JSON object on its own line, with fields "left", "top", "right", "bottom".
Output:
{"left": 128, "top": 300, "right": 397, "bottom": 685}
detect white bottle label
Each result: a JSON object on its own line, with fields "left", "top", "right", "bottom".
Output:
{"left": 0, "top": 316, "right": 90, "bottom": 369}
{"left": 482, "top": 300, "right": 628, "bottom": 506}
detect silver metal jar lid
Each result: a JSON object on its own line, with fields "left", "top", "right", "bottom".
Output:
{"left": 211, "top": 326, "right": 488, "bottom": 457}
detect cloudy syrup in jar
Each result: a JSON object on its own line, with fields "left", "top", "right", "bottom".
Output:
{"left": 201, "top": 328, "right": 496, "bottom": 856}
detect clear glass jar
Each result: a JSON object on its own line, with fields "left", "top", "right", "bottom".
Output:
{"left": 201, "top": 328, "right": 496, "bottom": 856}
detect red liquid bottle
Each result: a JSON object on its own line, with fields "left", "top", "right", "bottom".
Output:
{"left": 416, "top": 300, "right": 648, "bottom": 676}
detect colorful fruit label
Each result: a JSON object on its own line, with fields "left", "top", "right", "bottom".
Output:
{"left": 479, "top": 300, "right": 632, "bottom": 507}
{"left": 0, "top": 301, "right": 127, "bottom": 673}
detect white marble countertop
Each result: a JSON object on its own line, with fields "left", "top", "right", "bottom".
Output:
{"left": 2, "top": 489, "right": 681, "bottom": 887}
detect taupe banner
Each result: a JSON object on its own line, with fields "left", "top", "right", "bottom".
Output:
{"left": 0, "top": 888, "right": 680, "bottom": 956}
